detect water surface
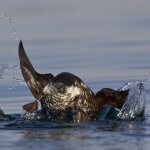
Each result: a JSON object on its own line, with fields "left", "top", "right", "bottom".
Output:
{"left": 0, "top": 1, "right": 150, "bottom": 150}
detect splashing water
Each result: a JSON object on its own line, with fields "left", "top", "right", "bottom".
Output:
{"left": 0, "top": 9, "right": 19, "bottom": 43}
{"left": 0, "top": 63, "right": 19, "bottom": 80}
{"left": 0, "top": 63, "right": 27, "bottom": 88}
{"left": 0, "top": 10, "right": 23, "bottom": 89}
{"left": 21, "top": 110, "right": 43, "bottom": 120}
{"left": 0, "top": 9, "right": 21, "bottom": 86}
{"left": 12, "top": 77, "right": 27, "bottom": 86}
{"left": 117, "top": 81, "right": 146, "bottom": 120}
{"left": 99, "top": 80, "right": 148, "bottom": 121}
{"left": 8, "top": 86, "right": 14, "bottom": 90}
{"left": 0, "top": 64, "right": 10, "bottom": 80}
{"left": 21, "top": 111, "right": 39, "bottom": 120}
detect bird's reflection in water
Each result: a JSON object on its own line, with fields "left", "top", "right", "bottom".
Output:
{"left": 21, "top": 119, "right": 145, "bottom": 140}
{"left": 12, "top": 120, "right": 146, "bottom": 150}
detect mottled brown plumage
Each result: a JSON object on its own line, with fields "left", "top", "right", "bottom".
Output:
{"left": 19, "top": 41, "right": 128, "bottom": 123}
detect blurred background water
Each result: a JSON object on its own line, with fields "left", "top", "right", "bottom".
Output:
{"left": 0, "top": 0, "right": 150, "bottom": 150}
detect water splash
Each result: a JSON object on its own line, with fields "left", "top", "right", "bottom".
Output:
{"left": 117, "top": 81, "right": 146, "bottom": 120}
{"left": 99, "top": 79, "right": 149, "bottom": 121}
{"left": 0, "top": 63, "right": 27, "bottom": 89}
{"left": 0, "top": 10, "right": 19, "bottom": 43}
{"left": 0, "top": 63, "right": 19, "bottom": 80}
{"left": 0, "top": 64, "right": 10, "bottom": 80}
{"left": 8, "top": 86, "right": 14, "bottom": 90}
{"left": 21, "top": 110, "right": 43, "bottom": 120}
{"left": 0, "top": 10, "right": 21, "bottom": 88}
{"left": 13, "top": 77, "right": 27, "bottom": 86}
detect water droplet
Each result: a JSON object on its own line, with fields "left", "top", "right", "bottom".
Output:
{"left": 13, "top": 76, "right": 27, "bottom": 86}
{"left": 0, "top": 10, "right": 19, "bottom": 43}
{"left": 0, "top": 64, "right": 9, "bottom": 80}
{"left": 9, "top": 86, "right": 14, "bottom": 90}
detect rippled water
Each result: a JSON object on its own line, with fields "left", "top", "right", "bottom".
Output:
{"left": 1, "top": 1, "right": 150, "bottom": 150}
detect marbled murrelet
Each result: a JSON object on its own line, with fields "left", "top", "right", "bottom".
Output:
{"left": 19, "top": 41, "right": 128, "bottom": 123}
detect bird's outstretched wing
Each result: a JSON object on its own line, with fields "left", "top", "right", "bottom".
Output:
{"left": 18, "top": 41, "right": 54, "bottom": 112}
{"left": 95, "top": 88, "right": 129, "bottom": 109}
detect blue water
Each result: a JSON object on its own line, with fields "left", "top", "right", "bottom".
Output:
{"left": 1, "top": 0, "right": 150, "bottom": 149}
